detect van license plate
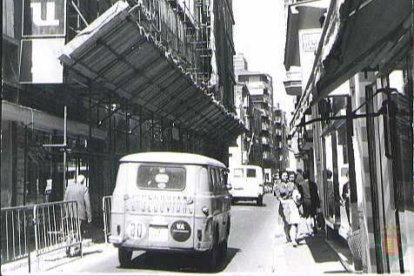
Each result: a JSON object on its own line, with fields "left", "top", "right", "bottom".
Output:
{"left": 149, "top": 227, "right": 168, "bottom": 242}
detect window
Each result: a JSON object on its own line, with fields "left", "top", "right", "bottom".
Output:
{"left": 208, "top": 168, "right": 216, "bottom": 192}
{"left": 221, "top": 169, "right": 228, "bottom": 186}
{"left": 214, "top": 169, "right": 223, "bottom": 192}
{"left": 137, "top": 165, "right": 186, "bottom": 190}
{"left": 234, "top": 168, "right": 243, "bottom": 177}
{"left": 216, "top": 169, "right": 223, "bottom": 184}
{"left": 246, "top": 169, "right": 256, "bottom": 178}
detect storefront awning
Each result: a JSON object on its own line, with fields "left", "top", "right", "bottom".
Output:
{"left": 59, "top": 2, "right": 245, "bottom": 142}
{"left": 291, "top": 0, "right": 412, "bottom": 130}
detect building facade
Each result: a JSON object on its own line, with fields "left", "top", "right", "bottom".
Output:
{"left": 229, "top": 53, "right": 255, "bottom": 168}
{"left": 238, "top": 72, "right": 276, "bottom": 183}
{"left": 1, "top": 0, "right": 244, "bottom": 222}
{"left": 285, "top": 0, "right": 413, "bottom": 273}
{"left": 273, "top": 104, "right": 289, "bottom": 173}
{"left": 228, "top": 83, "right": 253, "bottom": 168}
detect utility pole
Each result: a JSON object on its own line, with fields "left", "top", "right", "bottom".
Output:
{"left": 43, "top": 106, "right": 68, "bottom": 198}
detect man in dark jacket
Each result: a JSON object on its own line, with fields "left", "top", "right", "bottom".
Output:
{"left": 297, "top": 171, "right": 320, "bottom": 234}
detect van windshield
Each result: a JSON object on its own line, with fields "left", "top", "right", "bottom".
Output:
{"left": 137, "top": 165, "right": 186, "bottom": 190}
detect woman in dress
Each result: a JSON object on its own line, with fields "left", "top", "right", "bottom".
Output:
{"left": 275, "top": 171, "right": 301, "bottom": 247}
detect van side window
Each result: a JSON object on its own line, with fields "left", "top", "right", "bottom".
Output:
{"left": 215, "top": 168, "right": 224, "bottom": 192}
{"left": 209, "top": 167, "right": 216, "bottom": 193}
{"left": 217, "top": 169, "right": 223, "bottom": 184}
{"left": 246, "top": 169, "right": 256, "bottom": 178}
{"left": 213, "top": 168, "right": 221, "bottom": 193}
{"left": 210, "top": 168, "right": 223, "bottom": 193}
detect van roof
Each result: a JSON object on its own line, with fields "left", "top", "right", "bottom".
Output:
{"left": 230, "top": 165, "right": 263, "bottom": 170}
{"left": 120, "top": 152, "right": 226, "bottom": 168}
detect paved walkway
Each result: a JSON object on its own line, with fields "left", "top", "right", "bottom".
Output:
{"left": 271, "top": 215, "right": 353, "bottom": 275}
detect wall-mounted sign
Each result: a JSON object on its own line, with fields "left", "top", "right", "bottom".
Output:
{"left": 301, "top": 32, "right": 320, "bottom": 53}
{"left": 19, "top": 38, "right": 64, "bottom": 83}
{"left": 22, "top": 0, "right": 66, "bottom": 37}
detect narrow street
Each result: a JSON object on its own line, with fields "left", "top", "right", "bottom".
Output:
{"left": 33, "top": 194, "right": 347, "bottom": 275}
{"left": 3, "top": 0, "right": 413, "bottom": 273}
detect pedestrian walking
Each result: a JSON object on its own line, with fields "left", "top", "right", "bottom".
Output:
{"left": 272, "top": 172, "right": 281, "bottom": 196}
{"left": 325, "top": 169, "right": 335, "bottom": 219}
{"left": 274, "top": 171, "right": 301, "bottom": 247}
{"left": 288, "top": 171, "right": 296, "bottom": 184}
{"left": 64, "top": 174, "right": 92, "bottom": 239}
{"left": 341, "top": 174, "right": 350, "bottom": 224}
{"left": 297, "top": 171, "right": 321, "bottom": 234}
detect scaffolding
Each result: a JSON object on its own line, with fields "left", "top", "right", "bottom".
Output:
{"left": 1, "top": 0, "right": 243, "bottom": 209}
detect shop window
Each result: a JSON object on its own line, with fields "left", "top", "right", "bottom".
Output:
{"left": 385, "top": 68, "right": 414, "bottom": 273}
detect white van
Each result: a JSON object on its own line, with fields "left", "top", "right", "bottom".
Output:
{"left": 109, "top": 152, "right": 231, "bottom": 271}
{"left": 228, "top": 165, "right": 265, "bottom": 206}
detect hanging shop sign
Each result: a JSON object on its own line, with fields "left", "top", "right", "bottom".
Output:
{"left": 19, "top": 38, "right": 64, "bottom": 83}
{"left": 22, "top": 0, "right": 67, "bottom": 37}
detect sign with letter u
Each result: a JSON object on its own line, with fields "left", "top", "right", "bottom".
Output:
{"left": 22, "top": 0, "right": 66, "bottom": 37}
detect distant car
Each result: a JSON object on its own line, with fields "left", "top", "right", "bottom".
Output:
{"left": 109, "top": 152, "right": 231, "bottom": 272}
{"left": 228, "top": 165, "right": 265, "bottom": 206}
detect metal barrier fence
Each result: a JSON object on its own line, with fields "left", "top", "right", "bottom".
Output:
{"left": 1, "top": 201, "right": 82, "bottom": 272}
{"left": 102, "top": 196, "right": 112, "bottom": 243}
{"left": 33, "top": 201, "right": 82, "bottom": 257}
{"left": 1, "top": 205, "right": 33, "bottom": 264}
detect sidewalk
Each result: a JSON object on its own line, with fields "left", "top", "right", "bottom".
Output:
{"left": 1, "top": 224, "right": 108, "bottom": 275}
{"left": 271, "top": 218, "right": 353, "bottom": 275}
{"left": 326, "top": 233, "right": 357, "bottom": 273}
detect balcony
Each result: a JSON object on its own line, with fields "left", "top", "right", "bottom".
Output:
{"left": 263, "top": 151, "right": 271, "bottom": 160}
{"left": 261, "top": 136, "right": 270, "bottom": 146}
{"left": 261, "top": 109, "right": 270, "bottom": 118}
{"left": 274, "top": 129, "right": 282, "bottom": 137}
{"left": 283, "top": 70, "right": 302, "bottom": 96}
{"left": 261, "top": 123, "right": 270, "bottom": 132}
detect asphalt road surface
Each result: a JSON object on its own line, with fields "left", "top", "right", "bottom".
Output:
{"left": 48, "top": 194, "right": 279, "bottom": 274}
{"left": 46, "top": 193, "right": 345, "bottom": 275}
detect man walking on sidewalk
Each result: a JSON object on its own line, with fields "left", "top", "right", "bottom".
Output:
{"left": 64, "top": 174, "right": 92, "bottom": 240}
